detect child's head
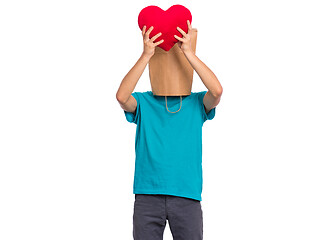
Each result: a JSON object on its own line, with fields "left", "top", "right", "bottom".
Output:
{"left": 148, "top": 28, "right": 198, "bottom": 96}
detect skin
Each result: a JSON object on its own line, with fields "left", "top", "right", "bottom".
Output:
{"left": 116, "top": 20, "right": 222, "bottom": 114}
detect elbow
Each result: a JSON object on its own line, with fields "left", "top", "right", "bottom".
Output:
{"left": 116, "top": 92, "right": 127, "bottom": 104}
{"left": 213, "top": 85, "right": 223, "bottom": 98}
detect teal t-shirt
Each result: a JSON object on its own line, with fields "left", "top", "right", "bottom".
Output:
{"left": 124, "top": 90, "right": 216, "bottom": 201}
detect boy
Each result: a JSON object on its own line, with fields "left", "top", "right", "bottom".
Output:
{"left": 116, "top": 20, "right": 222, "bottom": 240}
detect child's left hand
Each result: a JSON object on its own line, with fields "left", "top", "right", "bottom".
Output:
{"left": 174, "top": 20, "right": 193, "bottom": 54}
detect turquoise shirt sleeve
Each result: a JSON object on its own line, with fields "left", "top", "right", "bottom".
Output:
{"left": 124, "top": 92, "right": 140, "bottom": 124}
{"left": 198, "top": 91, "right": 216, "bottom": 123}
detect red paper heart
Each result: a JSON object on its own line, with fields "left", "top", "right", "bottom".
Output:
{"left": 138, "top": 4, "right": 192, "bottom": 51}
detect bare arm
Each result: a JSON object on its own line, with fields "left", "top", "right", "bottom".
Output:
{"left": 175, "top": 20, "right": 223, "bottom": 113}
{"left": 184, "top": 50, "right": 223, "bottom": 113}
{"left": 116, "top": 26, "right": 164, "bottom": 113}
{"left": 116, "top": 53, "right": 151, "bottom": 113}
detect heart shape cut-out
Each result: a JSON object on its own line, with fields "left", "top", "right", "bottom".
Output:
{"left": 138, "top": 4, "right": 192, "bottom": 51}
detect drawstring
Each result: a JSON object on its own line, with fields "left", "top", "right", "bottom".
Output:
{"left": 165, "top": 96, "right": 182, "bottom": 113}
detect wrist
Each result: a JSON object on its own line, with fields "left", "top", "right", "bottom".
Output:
{"left": 141, "top": 52, "right": 153, "bottom": 61}
{"left": 183, "top": 49, "right": 195, "bottom": 58}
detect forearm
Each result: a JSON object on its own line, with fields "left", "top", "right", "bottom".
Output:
{"left": 116, "top": 53, "right": 151, "bottom": 103}
{"left": 184, "top": 50, "right": 222, "bottom": 97}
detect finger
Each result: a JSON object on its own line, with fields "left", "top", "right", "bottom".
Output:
{"left": 154, "top": 39, "right": 164, "bottom": 46}
{"left": 174, "top": 35, "right": 184, "bottom": 42}
{"left": 176, "top": 27, "right": 187, "bottom": 38}
{"left": 142, "top": 25, "right": 146, "bottom": 36}
{"left": 150, "top": 32, "right": 162, "bottom": 42}
{"left": 187, "top": 20, "right": 192, "bottom": 31}
{"left": 146, "top": 26, "right": 154, "bottom": 36}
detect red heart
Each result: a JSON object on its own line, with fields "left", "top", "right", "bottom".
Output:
{"left": 138, "top": 4, "right": 192, "bottom": 51}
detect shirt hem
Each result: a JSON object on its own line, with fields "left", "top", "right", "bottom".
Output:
{"left": 133, "top": 189, "right": 202, "bottom": 201}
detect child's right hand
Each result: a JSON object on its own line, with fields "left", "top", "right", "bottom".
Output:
{"left": 142, "top": 26, "right": 164, "bottom": 59}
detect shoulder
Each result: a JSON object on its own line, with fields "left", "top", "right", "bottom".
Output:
{"left": 192, "top": 91, "right": 207, "bottom": 102}
{"left": 131, "top": 91, "right": 149, "bottom": 98}
{"left": 131, "top": 91, "right": 154, "bottom": 104}
{"left": 132, "top": 91, "right": 153, "bottom": 97}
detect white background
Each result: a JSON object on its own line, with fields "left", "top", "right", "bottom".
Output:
{"left": 1, "top": 0, "right": 335, "bottom": 239}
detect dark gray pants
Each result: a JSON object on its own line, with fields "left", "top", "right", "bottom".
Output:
{"left": 133, "top": 194, "right": 203, "bottom": 240}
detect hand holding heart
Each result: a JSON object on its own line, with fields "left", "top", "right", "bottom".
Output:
{"left": 141, "top": 19, "right": 193, "bottom": 59}
{"left": 142, "top": 25, "right": 164, "bottom": 59}
{"left": 174, "top": 20, "right": 193, "bottom": 54}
